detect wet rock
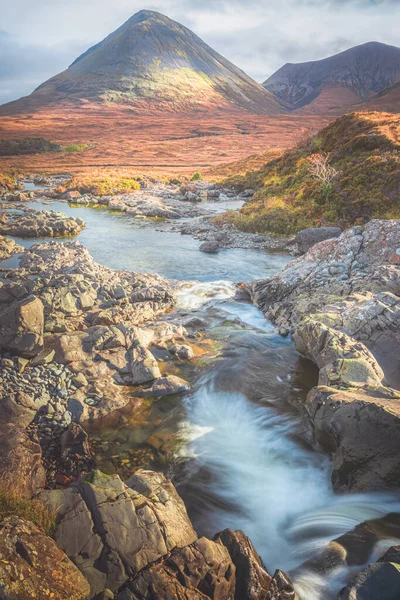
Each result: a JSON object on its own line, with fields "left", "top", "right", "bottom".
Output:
{"left": 200, "top": 240, "right": 220, "bottom": 253}
{"left": 0, "top": 516, "right": 90, "bottom": 600}
{"left": 0, "top": 295, "right": 44, "bottom": 357}
{"left": 295, "top": 227, "right": 342, "bottom": 254}
{"left": 215, "top": 529, "right": 297, "bottom": 600}
{"left": 138, "top": 375, "right": 191, "bottom": 397}
{"left": 168, "top": 342, "right": 195, "bottom": 360}
{"left": 338, "top": 558, "right": 400, "bottom": 599}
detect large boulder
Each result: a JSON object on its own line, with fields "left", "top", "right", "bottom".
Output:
{"left": 118, "top": 537, "right": 236, "bottom": 600}
{"left": 0, "top": 295, "right": 44, "bottom": 357}
{"left": 305, "top": 385, "right": 400, "bottom": 491}
{"left": 44, "top": 470, "right": 197, "bottom": 597}
{"left": 338, "top": 544, "right": 400, "bottom": 599}
{"left": 0, "top": 516, "right": 90, "bottom": 600}
{"left": 295, "top": 226, "right": 342, "bottom": 254}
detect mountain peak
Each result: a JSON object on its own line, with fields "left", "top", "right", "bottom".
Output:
{"left": 3, "top": 10, "right": 282, "bottom": 115}
{"left": 264, "top": 41, "right": 400, "bottom": 112}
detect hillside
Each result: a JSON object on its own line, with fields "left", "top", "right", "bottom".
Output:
{"left": 263, "top": 42, "right": 400, "bottom": 113}
{"left": 215, "top": 111, "right": 400, "bottom": 234}
{"left": 0, "top": 10, "right": 282, "bottom": 116}
{"left": 360, "top": 80, "right": 400, "bottom": 113}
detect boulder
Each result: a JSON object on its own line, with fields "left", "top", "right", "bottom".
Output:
{"left": 215, "top": 529, "right": 296, "bottom": 600}
{"left": 118, "top": 537, "right": 236, "bottom": 600}
{"left": 0, "top": 295, "right": 44, "bottom": 357}
{"left": 46, "top": 470, "right": 197, "bottom": 597}
{"left": 338, "top": 561, "right": 400, "bottom": 600}
{"left": 138, "top": 375, "right": 191, "bottom": 397}
{"left": 0, "top": 422, "right": 46, "bottom": 498}
{"left": 0, "top": 516, "right": 90, "bottom": 600}
{"left": 305, "top": 385, "right": 400, "bottom": 491}
{"left": 200, "top": 240, "right": 220, "bottom": 253}
{"left": 129, "top": 345, "right": 161, "bottom": 384}
{"left": 295, "top": 227, "right": 342, "bottom": 254}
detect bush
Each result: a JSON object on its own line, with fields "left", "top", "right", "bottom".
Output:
{"left": 191, "top": 172, "right": 203, "bottom": 181}
{"left": 0, "top": 138, "right": 61, "bottom": 156}
{"left": 62, "top": 144, "right": 89, "bottom": 153}
{"left": 67, "top": 176, "right": 141, "bottom": 196}
{"left": 0, "top": 490, "right": 56, "bottom": 536}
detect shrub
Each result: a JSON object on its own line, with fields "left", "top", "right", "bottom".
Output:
{"left": 62, "top": 144, "right": 89, "bottom": 153}
{"left": 67, "top": 176, "right": 141, "bottom": 196}
{"left": 0, "top": 138, "right": 61, "bottom": 156}
{"left": 191, "top": 172, "right": 203, "bottom": 181}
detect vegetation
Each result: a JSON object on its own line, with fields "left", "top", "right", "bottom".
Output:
{"left": 0, "top": 172, "right": 17, "bottom": 192}
{"left": 0, "top": 137, "right": 61, "bottom": 156}
{"left": 62, "top": 143, "right": 89, "bottom": 153}
{"left": 67, "top": 175, "right": 141, "bottom": 196}
{"left": 0, "top": 489, "right": 56, "bottom": 536}
{"left": 191, "top": 171, "right": 203, "bottom": 181}
{"left": 214, "top": 112, "right": 400, "bottom": 235}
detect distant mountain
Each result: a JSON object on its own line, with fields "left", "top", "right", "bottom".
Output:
{"left": 1, "top": 10, "right": 282, "bottom": 115}
{"left": 263, "top": 42, "right": 400, "bottom": 112}
{"left": 360, "top": 80, "right": 400, "bottom": 113}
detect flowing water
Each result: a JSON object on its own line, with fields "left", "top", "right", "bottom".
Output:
{"left": 5, "top": 191, "right": 400, "bottom": 599}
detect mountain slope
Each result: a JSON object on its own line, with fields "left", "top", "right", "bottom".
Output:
{"left": 215, "top": 111, "right": 400, "bottom": 233}
{"left": 360, "top": 80, "right": 400, "bottom": 112}
{"left": 1, "top": 10, "right": 282, "bottom": 115}
{"left": 263, "top": 42, "right": 400, "bottom": 112}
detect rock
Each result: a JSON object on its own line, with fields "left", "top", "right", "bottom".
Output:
{"left": 337, "top": 562, "right": 400, "bottom": 599}
{"left": 30, "top": 348, "right": 55, "bottom": 366}
{"left": 138, "top": 375, "right": 191, "bottom": 397}
{"left": 199, "top": 240, "right": 220, "bottom": 253}
{"left": 0, "top": 422, "right": 46, "bottom": 497}
{"left": 168, "top": 343, "right": 195, "bottom": 360}
{"left": 0, "top": 516, "right": 90, "bottom": 600}
{"left": 214, "top": 529, "right": 297, "bottom": 600}
{"left": 0, "top": 234, "right": 23, "bottom": 261}
{"left": 0, "top": 295, "right": 44, "bottom": 357}
{"left": 129, "top": 345, "right": 161, "bottom": 384}
{"left": 65, "top": 190, "right": 82, "bottom": 200}
{"left": 119, "top": 537, "right": 236, "bottom": 600}
{"left": 295, "top": 227, "right": 342, "bottom": 254}
{"left": 305, "top": 385, "right": 400, "bottom": 491}
{"left": 72, "top": 373, "right": 88, "bottom": 388}
{"left": 0, "top": 210, "right": 86, "bottom": 238}
{"left": 47, "top": 470, "right": 197, "bottom": 597}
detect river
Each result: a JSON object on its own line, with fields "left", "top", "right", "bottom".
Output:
{"left": 5, "top": 188, "right": 400, "bottom": 599}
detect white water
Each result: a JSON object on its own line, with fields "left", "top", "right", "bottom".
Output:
{"left": 173, "top": 285, "right": 400, "bottom": 600}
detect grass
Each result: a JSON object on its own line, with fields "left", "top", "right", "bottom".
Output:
{"left": 0, "top": 490, "right": 56, "bottom": 536}
{"left": 67, "top": 174, "right": 141, "bottom": 196}
{"left": 213, "top": 111, "right": 400, "bottom": 235}
{"left": 62, "top": 143, "right": 89, "bottom": 153}
{"left": 191, "top": 171, "right": 203, "bottom": 181}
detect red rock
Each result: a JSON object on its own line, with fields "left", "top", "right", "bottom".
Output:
{"left": 55, "top": 473, "right": 71, "bottom": 486}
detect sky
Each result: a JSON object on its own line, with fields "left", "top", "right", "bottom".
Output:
{"left": 0, "top": 0, "right": 399, "bottom": 104}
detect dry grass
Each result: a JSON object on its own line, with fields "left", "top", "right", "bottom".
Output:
{"left": 0, "top": 488, "right": 56, "bottom": 536}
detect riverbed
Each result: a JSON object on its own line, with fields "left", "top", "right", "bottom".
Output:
{"left": 5, "top": 188, "right": 400, "bottom": 599}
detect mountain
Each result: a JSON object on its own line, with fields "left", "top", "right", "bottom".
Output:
{"left": 1, "top": 10, "right": 282, "bottom": 115}
{"left": 263, "top": 42, "right": 400, "bottom": 112}
{"left": 360, "top": 80, "right": 400, "bottom": 112}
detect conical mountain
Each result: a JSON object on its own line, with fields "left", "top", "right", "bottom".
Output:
{"left": 263, "top": 41, "right": 400, "bottom": 112}
{"left": 1, "top": 10, "right": 283, "bottom": 115}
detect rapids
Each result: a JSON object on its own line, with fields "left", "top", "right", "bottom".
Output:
{"left": 4, "top": 188, "right": 400, "bottom": 599}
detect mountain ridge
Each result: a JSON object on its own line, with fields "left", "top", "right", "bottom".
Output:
{"left": 263, "top": 41, "right": 400, "bottom": 112}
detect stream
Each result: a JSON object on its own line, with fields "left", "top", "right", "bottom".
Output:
{"left": 5, "top": 187, "right": 400, "bottom": 599}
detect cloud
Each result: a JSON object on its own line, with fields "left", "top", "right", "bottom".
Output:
{"left": 0, "top": 0, "right": 399, "bottom": 103}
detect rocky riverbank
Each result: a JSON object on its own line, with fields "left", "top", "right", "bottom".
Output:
{"left": 0, "top": 209, "right": 85, "bottom": 237}
{"left": 245, "top": 220, "right": 400, "bottom": 493}
{"left": 0, "top": 236, "right": 298, "bottom": 600}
